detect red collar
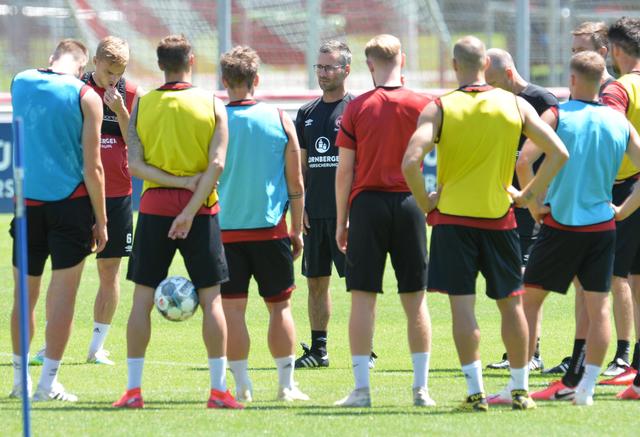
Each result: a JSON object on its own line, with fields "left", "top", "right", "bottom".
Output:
{"left": 157, "top": 81, "right": 193, "bottom": 91}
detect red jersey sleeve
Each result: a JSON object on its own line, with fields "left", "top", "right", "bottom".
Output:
{"left": 601, "top": 81, "right": 629, "bottom": 115}
{"left": 336, "top": 100, "right": 357, "bottom": 149}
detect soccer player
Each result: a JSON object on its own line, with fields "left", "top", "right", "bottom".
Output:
{"left": 484, "top": 47, "right": 559, "bottom": 373}
{"left": 81, "top": 36, "right": 143, "bottom": 365}
{"left": 334, "top": 34, "right": 434, "bottom": 408}
{"left": 601, "top": 17, "right": 640, "bottom": 399}
{"left": 10, "top": 39, "right": 107, "bottom": 401}
{"left": 518, "top": 51, "right": 640, "bottom": 406}
{"left": 403, "top": 35, "right": 568, "bottom": 411}
{"left": 541, "top": 21, "right": 633, "bottom": 384}
{"left": 217, "top": 46, "right": 309, "bottom": 403}
{"left": 30, "top": 36, "right": 143, "bottom": 367}
{"left": 294, "top": 40, "right": 366, "bottom": 369}
{"left": 112, "top": 35, "right": 242, "bottom": 409}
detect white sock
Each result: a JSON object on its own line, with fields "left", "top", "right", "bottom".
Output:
{"left": 577, "top": 364, "right": 600, "bottom": 397}
{"left": 275, "top": 355, "right": 295, "bottom": 389}
{"left": 12, "top": 354, "right": 31, "bottom": 388}
{"left": 88, "top": 322, "right": 111, "bottom": 356}
{"left": 461, "top": 360, "right": 484, "bottom": 395}
{"left": 228, "top": 359, "right": 251, "bottom": 390}
{"left": 412, "top": 352, "right": 430, "bottom": 389}
{"left": 352, "top": 355, "right": 370, "bottom": 390}
{"left": 39, "top": 358, "right": 60, "bottom": 392}
{"left": 209, "top": 357, "right": 227, "bottom": 392}
{"left": 127, "top": 358, "right": 145, "bottom": 390}
{"left": 509, "top": 366, "right": 528, "bottom": 391}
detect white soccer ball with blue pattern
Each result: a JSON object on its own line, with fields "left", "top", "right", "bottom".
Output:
{"left": 154, "top": 276, "right": 199, "bottom": 321}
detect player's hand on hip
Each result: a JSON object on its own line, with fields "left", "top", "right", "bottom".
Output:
{"left": 426, "top": 185, "right": 442, "bottom": 213}
{"left": 506, "top": 185, "right": 527, "bottom": 207}
{"left": 290, "top": 232, "right": 303, "bottom": 260}
{"left": 529, "top": 202, "right": 550, "bottom": 224}
{"left": 168, "top": 212, "right": 194, "bottom": 240}
{"left": 104, "top": 86, "right": 126, "bottom": 116}
{"left": 336, "top": 224, "right": 348, "bottom": 254}
{"left": 91, "top": 223, "right": 108, "bottom": 253}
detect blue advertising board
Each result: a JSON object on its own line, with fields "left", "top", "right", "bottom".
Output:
{"left": 0, "top": 122, "right": 15, "bottom": 212}
{"left": 423, "top": 149, "right": 437, "bottom": 192}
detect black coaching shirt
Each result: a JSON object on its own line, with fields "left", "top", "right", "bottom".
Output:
{"left": 295, "top": 93, "right": 354, "bottom": 219}
{"left": 513, "top": 83, "right": 559, "bottom": 190}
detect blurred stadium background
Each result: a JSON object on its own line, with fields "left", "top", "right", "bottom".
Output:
{"left": 1, "top": 1, "right": 640, "bottom": 209}
{"left": 1, "top": 0, "right": 640, "bottom": 95}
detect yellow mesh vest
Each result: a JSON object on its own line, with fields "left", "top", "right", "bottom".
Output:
{"left": 137, "top": 87, "right": 218, "bottom": 206}
{"left": 615, "top": 74, "right": 640, "bottom": 181}
{"left": 436, "top": 88, "right": 522, "bottom": 218}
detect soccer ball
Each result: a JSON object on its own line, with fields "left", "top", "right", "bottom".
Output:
{"left": 154, "top": 276, "right": 199, "bottom": 321}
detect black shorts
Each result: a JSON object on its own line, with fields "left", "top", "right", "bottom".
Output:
{"left": 515, "top": 207, "right": 539, "bottom": 266}
{"left": 302, "top": 218, "right": 345, "bottom": 278}
{"left": 221, "top": 238, "right": 294, "bottom": 302}
{"left": 126, "top": 213, "right": 228, "bottom": 289}
{"left": 612, "top": 178, "right": 640, "bottom": 277}
{"left": 97, "top": 196, "right": 133, "bottom": 259}
{"left": 345, "top": 191, "right": 427, "bottom": 293}
{"left": 524, "top": 225, "right": 615, "bottom": 293}
{"left": 428, "top": 225, "right": 523, "bottom": 300}
{"left": 10, "top": 196, "right": 93, "bottom": 276}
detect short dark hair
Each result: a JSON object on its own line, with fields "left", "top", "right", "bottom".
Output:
{"left": 220, "top": 46, "right": 260, "bottom": 89}
{"left": 157, "top": 34, "right": 192, "bottom": 73}
{"left": 319, "top": 40, "right": 352, "bottom": 66}
{"left": 608, "top": 17, "right": 640, "bottom": 58}
{"left": 570, "top": 51, "right": 605, "bottom": 84}
{"left": 52, "top": 39, "right": 88, "bottom": 64}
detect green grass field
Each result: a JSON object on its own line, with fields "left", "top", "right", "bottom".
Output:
{"left": 0, "top": 213, "right": 638, "bottom": 436}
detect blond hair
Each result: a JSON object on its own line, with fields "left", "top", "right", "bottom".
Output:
{"left": 364, "top": 34, "right": 401, "bottom": 63}
{"left": 220, "top": 46, "right": 261, "bottom": 89}
{"left": 570, "top": 51, "right": 605, "bottom": 83}
{"left": 572, "top": 22, "right": 609, "bottom": 51}
{"left": 95, "top": 36, "right": 129, "bottom": 65}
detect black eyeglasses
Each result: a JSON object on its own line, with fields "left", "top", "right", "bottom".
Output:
{"left": 313, "top": 64, "right": 345, "bottom": 73}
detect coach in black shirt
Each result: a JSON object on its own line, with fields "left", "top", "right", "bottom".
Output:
{"left": 293, "top": 40, "right": 354, "bottom": 369}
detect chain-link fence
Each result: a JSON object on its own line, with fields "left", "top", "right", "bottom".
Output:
{"left": 2, "top": 0, "right": 640, "bottom": 92}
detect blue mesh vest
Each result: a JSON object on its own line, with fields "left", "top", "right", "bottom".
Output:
{"left": 546, "top": 100, "right": 629, "bottom": 226}
{"left": 218, "top": 101, "right": 289, "bottom": 230}
{"left": 11, "top": 69, "right": 85, "bottom": 201}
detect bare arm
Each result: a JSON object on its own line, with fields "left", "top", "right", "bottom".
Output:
{"left": 282, "top": 111, "right": 305, "bottom": 260}
{"left": 127, "top": 101, "right": 201, "bottom": 190}
{"left": 513, "top": 97, "right": 569, "bottom": 214}
{"left": 613, "top": 124, "right": 640, "bottom": 220}
{"left": 168, "top": 97, "right": 228, "bottom": 239}
{"left": 402, "top": 101, "right": 442, "bottom": 213}
{"left": 515, "top": 108, "right": 556, "bottom": 191}
{"left": 335, "top": 147, "right": 355, "bottom": 253}
{"left": 80, "top": 89, "right": 108, "bottom": 252}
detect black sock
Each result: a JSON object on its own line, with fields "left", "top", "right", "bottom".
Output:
{"left": 562, "top": 339, "right": 586, "bottom": 388}
{"left": 311, "top": 330, "right": 327, "bottom": 354}
{"left": 634, "top": 370, "right": 640, "bottom": 387}
{"left": 632, "top": 341, "right": 640, "bottom": 371}
{"left": 615, "top": 340, "right": 631, "bottom": 363}
{"left": 534, "top": 337, "right": 541, "bottom": 358}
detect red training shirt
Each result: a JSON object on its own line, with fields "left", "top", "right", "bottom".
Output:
{"left": 336, "top": 86, "right": 431, "bottom": 205}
